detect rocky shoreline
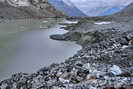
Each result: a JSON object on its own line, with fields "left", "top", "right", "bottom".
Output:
{"left": 1, "top": 1, "right": 133, "bottom": 88}
{"left": 0, "top": 17, "right": 133, "bottom": 89}
{"left": 50, "top": 17, "right": 133, "bottom": 89}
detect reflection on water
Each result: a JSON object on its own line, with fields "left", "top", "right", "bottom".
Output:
{"left": 0, "top": 19, "right": 81, "bottom": 80}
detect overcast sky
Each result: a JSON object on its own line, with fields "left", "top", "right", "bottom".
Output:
{"left": 62, "top": 0, "right": 133, "bottom": 16}
{"left": 69, "top": 0, "right": 133, "bottom": 6}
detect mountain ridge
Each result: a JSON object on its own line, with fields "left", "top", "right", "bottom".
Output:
{"left": 112, "top": 2, "right": 133, "bottom": 17}
{"left": 48, "top": 0, "right": 87, "bottom": 17}
{"left": 0, "top": 0, "right": 65, "bottom": 19}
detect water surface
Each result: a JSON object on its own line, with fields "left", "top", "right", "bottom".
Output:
{"left": 0, "top": 19, "right": 81, "bottom": 80}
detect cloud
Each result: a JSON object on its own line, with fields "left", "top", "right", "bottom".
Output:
{"left": 70, "top": 0, "right": 133, "bottom": 6}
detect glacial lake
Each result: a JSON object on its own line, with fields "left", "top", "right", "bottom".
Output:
{"left": 0, "top": 19, "right": 81, "bottom": 80}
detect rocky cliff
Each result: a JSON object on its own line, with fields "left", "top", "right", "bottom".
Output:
{"left": 0, "top": 0, "right": 65, "bottom": 19}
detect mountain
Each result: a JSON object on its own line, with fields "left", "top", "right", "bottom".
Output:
{"left": 113, "top": 2, "right": 133, "bottom": 17}
{"left": 68, "top": 0, "right": 125, "bottom": 16}
{"left": 83, "top": 7, "right": 109, "bottom": 16}
{"left": 48, "top": 0, "right": 86, "bottom": 17}
{"left": 99, "top": 6, "right": 124, "bottom": 16}
{"left": 0, "top": 0, "right": 65, "bottom": 19}
{"left": 76, "top": 6, "right": 124, "bottom": 16}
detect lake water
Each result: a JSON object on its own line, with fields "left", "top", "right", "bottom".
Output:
{"left": 0, "top": 19, "right": 81, "bottom": 80}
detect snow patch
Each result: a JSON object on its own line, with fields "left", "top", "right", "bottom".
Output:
{"left": 64, "top": 20, "right": 78, "bottom": 24}
{"left": 94, "top": 21, "right": 112, "bottom": 25}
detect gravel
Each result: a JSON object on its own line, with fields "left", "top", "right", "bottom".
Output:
{"left": 1, "top": 17, "right": 133, "bottom": 89}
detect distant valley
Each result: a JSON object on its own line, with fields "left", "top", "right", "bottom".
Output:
{"left": 48, "top": 0, "right": 87, "bottom": 17}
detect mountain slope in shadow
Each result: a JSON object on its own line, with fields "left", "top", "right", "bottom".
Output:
{"left": 113, "top": 2, "right": 133, "bottom": 17}
{"left": 48, "top": 0, "right": 87, "bottom": 17}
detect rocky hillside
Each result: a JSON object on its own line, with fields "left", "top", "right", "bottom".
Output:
{"left": 111, "top": 2, "right": 133, "bottom": 19}
{"left": 0, "top": 0, "right": 65, "bottom": 19}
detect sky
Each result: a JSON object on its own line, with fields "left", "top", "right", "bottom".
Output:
{"left": 62, "top": 0, "right": 133, "bottom": 16}
{"left": 62, "top": 0, "right": 133, "bottom": 11}
{"left": 69, "top": 0, "right": 133, "bottom": 6}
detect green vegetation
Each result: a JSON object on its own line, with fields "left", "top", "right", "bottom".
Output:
{"left": 67, "top": 31, "right": 105, "bottom": 45}
{"left": 128, "top": 55, "right": 133, "bottom": 61}
{"left": 78, "top": 33, "right": 96, "bottom": 45}
{"left": 70, "top": 32, "right": 82, "bottom": 41}
{"left": 85, "top": 16, "right": 113, "bottom": 21}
